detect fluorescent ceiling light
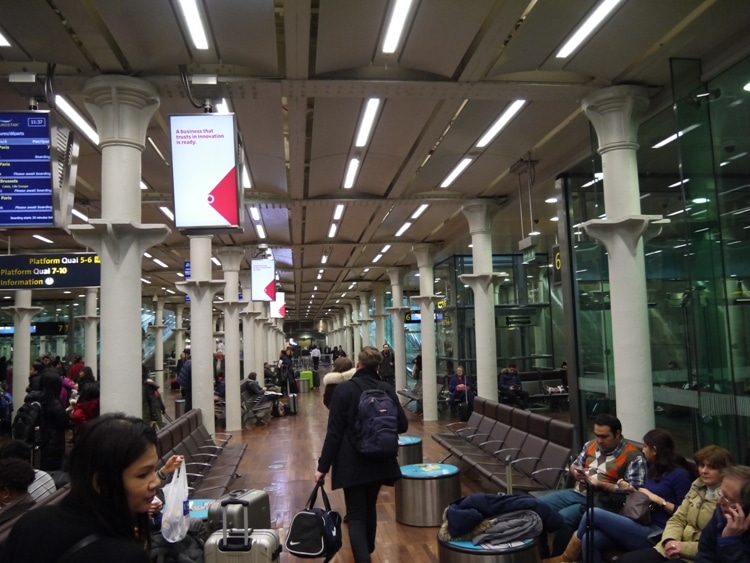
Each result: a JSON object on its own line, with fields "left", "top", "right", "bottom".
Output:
{"left": 381, "top": 244, "right": 391, "bottom": 253}
{"left": 667, "top": 209, "right": 686, "bottom": 217}
{"left": 177, "top": 0, "right": 209, "bottom": 50}
{"left": 411, "top": 204, "right": 429, "bottom": 219}
{"left": 250, "top": 207, "right": 260, "bottom": 221}
{"left": 556, "top": 0, "right": 623, "bottom": 58}
{"left": 141, "top": 278, "right": 151, "bottom": 284}
{"left": 317, "top": 273, "right": 323, "bottom": 280}
{"left": 652, "top": 124, "right": 701, "bottom": 149}
{"left": 255, "top": 224, "right": 266, "bottom": 239}
{"left": 363, "top": 268, "right": 370, "bottom": 273}
{"left": 476, "top": 100, "right": 526, "bottom": 147}
{"left": 153, "top": 259, "right": 169, "bottom": 268}
{"left": 545, "top": 197, "right": 558, "bottom": 204}
{"left": 241, "top": 164, "right": 252, "bottom": 188}
{"left": 341, "top": 292, "right": 347, "bottom": 298}
{"left": 343, "top": 157, "right": 360, "bottom": 189}
{"left": 143, "top": 252, "right": 152, "bottom": 258}
{"left": 328, "top": 224, "right": 338, "bottom": 238}
{"left": 692, "top": 197, "right": 709, "bottom": 204}
{"left": 348, "top": 283, "right": 356, "bottom": 289}
{"left": 355, "top": 98, "right": 381, "bottom": 147}
{"left": 55, "top": 95, "right": 99, "bottom": 145}
{"left": 215, "top": 98, "right": 230, "bottom": 113}
{"left": 382, "top": 0, "right": 413, "bottom": 53}
{"left": 395, "top": 222, "right": 412, "bottom": 236}
{"left": 33, "top": 234, "right": 53, "bottom": 244}
{"left": 550, "top": 216, "right": 559, "bottom": 222}
{"left": 668, "top": 178, "right": 690, "bottom": 188}
{"left": 211, "top": 256, "right": 221, "bottom": 266}
{"left": 321, "top": 254, "right": 328, "bottom": 264}
{"left": 372, "top": 253, "right": 383, "bottom": 263}
{"left": 528, "top": 229, "right": 541, "bottom": 236}
{"left": 0, "top": 31, "right": 10, "bottom": 47}
{"left": 147, "top": 137, "right": 170, "bottom": 167}
{"left": 440, "top": 158, "right": 472, "bottom": 188}
{"left": 165, "top": 289, "right": 175, "bottom": 295}
{"left": 176, "top": 272, "right": 184, "bottom": 277}
{"left": 333, "top": 204, "right": 345, "bottom": 220}
{"left": 581, "top": 172, "right": 603, "bottom": 188}
{"left": 71, "top": 208, "right": 89, "bottom": 222}
{"left": 140, "top": 180, "right": 149, "bottom": 190}
{"left": 159, "top": 206, "right": 174, "bottom": 221}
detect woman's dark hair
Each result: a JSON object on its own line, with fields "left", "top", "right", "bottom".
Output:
{"left": 694, "top": 445, "right": 734, "bottom": 470}
{"left": 77, "top": 366, "right": 96, "bottom": 385}
{"left": 643, "top": 428, "right": 686, "bottom": 480}
{"left": 78, "top": 383, "right": 100, "bottom": 402}
{"left": 0, "top": 458, "right": 35, "bottom": 492}
{"left": 39, "top": 371, "right": 63, "bottom": 404}
{"left": 68, "top": 413, "right": 158, "bottom": 548}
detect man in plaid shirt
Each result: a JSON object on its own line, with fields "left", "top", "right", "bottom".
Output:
{"left": 539, "top": 413, "right": 647, "bottom": 556}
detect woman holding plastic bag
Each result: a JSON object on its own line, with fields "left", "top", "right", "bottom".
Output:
{"left": 4, "top": 413, "right": 161, "bottom": 562}
{"left": 159, "top": 455, "right": 190, "bottom": 542}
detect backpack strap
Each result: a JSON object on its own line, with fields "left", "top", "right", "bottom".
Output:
{"left": 57, "top": 534, "right": 103, "bottom": 563}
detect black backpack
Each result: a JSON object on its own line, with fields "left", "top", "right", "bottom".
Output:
{"left": 350, "top": 379, "right": 399, "bottom": 458}
{"left": 12, "top": 400, "right": 43, "bottom": 445}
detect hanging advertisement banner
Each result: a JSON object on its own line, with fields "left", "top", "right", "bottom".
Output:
{"left": 270, "top": 292, "right": 286, "bottom": 318}
{"left": 251, "top": 259, "right": 275, "bottom": 301}
{"left": 170, "top": 113, "right": 240, "bottom": 229}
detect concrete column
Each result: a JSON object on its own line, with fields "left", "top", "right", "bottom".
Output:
{"left": 176, "top": 235, "right": 224, "bottom": 435}
{"left": 372, "top": 283, "right": 387, "bottom": 349}
{"left": 359, "top": 293, "right": 372, "bottom": 349}
{"left": 386, "top": 268, "right": 411, "bottom": 400}
{"left": 174, "top": 304, "right": 186, "bottom": 356}
{"left": 68, "top": 75, "right": 168, "bottom": 416}
{"left": 581, "top": 85, "right": 661, "bottom": 439}
{"left": 254, "top": 301, "right": 269, "bottom": 374}
{"left": 240, "top": 273, "right": 261, "bottom": 382}
{"left": 74, "top": 287, "right": 99, "bottom": 378}
{"left": 459, "top": 201, "right": 502, "bottom": 401}
{"left": 412, "top": 244, "right": 440, "bottom": 421}
{"left": 215, "top": 248, "right": 245, "bottom": 431}
{"left": 150, "top": 295, "right": 166, "bottom": 391}
{"left": 341, "top": 305, "right": 353, "bottom": 358}
{"left": 4, "top": 291, "right": 42, "bottom": 412}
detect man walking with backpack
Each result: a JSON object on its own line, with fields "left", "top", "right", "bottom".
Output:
{"left": 315, "top": 346, "right": 408, "bottom": 563}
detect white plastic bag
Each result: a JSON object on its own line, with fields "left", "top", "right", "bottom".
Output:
{"left": 160, "top": 460, "right": 190, "bottom": 543}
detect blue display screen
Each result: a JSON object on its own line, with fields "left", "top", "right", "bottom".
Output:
{"left": 0, "top": 112, "right": 54, "bottom": 227}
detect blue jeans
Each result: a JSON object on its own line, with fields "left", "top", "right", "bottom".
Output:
{"left": 577, "top": 508, "right": 663, "bottom": 563}
{"left": 538, "top": 489, "right": 588, "bottom": 555}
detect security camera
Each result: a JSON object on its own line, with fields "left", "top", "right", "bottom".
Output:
{"left": 723, "top": 139, "right": 737, "bottom": 153}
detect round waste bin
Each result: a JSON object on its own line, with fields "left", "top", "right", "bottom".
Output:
{"left": 396, "top": 463, "right": 461, "bottom": 526}
{"left": 296, "top": 378, "right": 311, "bottom": 393}
{"left": 175, "top": 399, "right": 186, "bottom": 418}
{"left": 397, "top": 436, "right": 423, "bottom": 466}
{"left": 438, "top": 537, "right": 540, "bottom": 563}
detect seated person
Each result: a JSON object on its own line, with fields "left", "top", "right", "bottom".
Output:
{"left": 0, "top": 440, "right": 56, "bottom": 501}
{"left": 0, "top": 458, "right": 36, "bottom": 525}
{"left": 618, "top": 444, "right": 733, "bottom": 563}
{"left": 498, "top": 364, "right": 529, "bottom": 409}
{"left": 214, "top": 370, "right": 226, "bottom": 400}
{"left": 556, "top": 428, "right": 693, "bottom": 563}
{"left": 244, "top": 372, "right": 265, "bottom": 395}
{"left": 448, "top": 366, "right": 475, "bottom": 411}
{"left": 694, "top": 465, "right": 750, "bottom": 562}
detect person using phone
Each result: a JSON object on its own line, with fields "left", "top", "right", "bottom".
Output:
{"left": 538, "top": 414, "right": 647, "bottom": 558}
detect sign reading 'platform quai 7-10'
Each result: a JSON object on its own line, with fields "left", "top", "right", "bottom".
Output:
{"left": 169, "top": 113, "right": 240, "bottom": 230}
{"left": 0, "top": 253, "right": 100, "bottom": 290}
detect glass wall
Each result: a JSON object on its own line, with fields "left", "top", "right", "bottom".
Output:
{"left": 562, "top": 55, "right": 750, "bottom": 460}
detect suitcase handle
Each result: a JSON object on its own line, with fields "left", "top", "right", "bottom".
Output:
{"left": 220, "top": 498, "right": 253, "bottom": 551}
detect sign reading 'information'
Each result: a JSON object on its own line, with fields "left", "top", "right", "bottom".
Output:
{"left": 0, "top": 253, "right": 101, "bottom": 290}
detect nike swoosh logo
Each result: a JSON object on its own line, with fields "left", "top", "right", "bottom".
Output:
{"left": 288, "top": 541, "right": 302, "bottom": 545}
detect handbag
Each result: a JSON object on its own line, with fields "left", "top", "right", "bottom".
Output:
{"left": 285, "top": 480, "right": 342, "bottom": 562}
{"left": 161, "top": 460, "right": 190, "bottom": 543}
{"left": 620, "top": 490, "right": 653, "bottom": 525}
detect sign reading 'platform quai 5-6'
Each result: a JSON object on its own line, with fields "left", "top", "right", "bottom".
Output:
{"left": 0, "top": 253, "right": 101, "bottom": 290}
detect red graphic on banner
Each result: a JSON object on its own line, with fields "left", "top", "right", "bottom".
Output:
{"left": 279, "top": 304, "right": 286, "bottom": 318}
{"left": 207, "top": 167, "right": 238, "bottom": 225}
{"left": 264, "top": 280, "right": 276, "bottom": 300}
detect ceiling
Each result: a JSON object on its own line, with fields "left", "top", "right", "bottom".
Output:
{"left": 0, "top": 0, "right": 748, "bottom": 324}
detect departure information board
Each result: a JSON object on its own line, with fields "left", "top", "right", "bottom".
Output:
{"left": 0, "top": 111, "right": 54, "bottom": 227}
{"left": 0, "top": 253, "right": 100, "bottom": 290}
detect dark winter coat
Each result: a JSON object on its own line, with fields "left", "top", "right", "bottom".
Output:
{"left": 695, "top": 506, "right": 750, "bottom": 563}
{"left": 317, "top": 368, "right": 408, "bottom": 490}
{"left": 177, "top": 360, "right": 192, "bottom": 391}
{"left": 25, "top": 389, "right": 71, "bottom": 471}
{"left": 445, "top": 492, "right": 564, "bottom": 538}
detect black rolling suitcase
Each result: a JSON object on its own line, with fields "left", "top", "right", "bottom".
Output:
{"left": 204, "top": 498, "right": 281, "bottom": 562}
{"left": 285, "top": 378, "right": 298, "bottom": 415}
{"left": 311, "top": 370, "right": 320, "bottom": 389}
{"left": 207, "top": 489, "right": 272, "bottom": 532}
